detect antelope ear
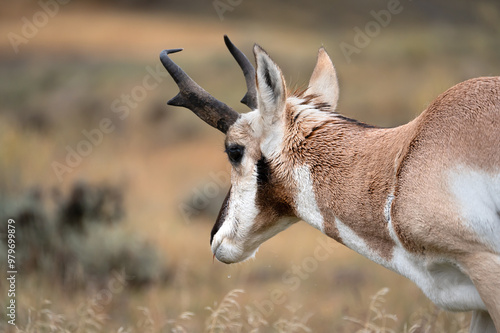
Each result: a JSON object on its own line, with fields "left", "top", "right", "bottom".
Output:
{"left": 254, "top": 44, "right": 287, "bottom": 127}
{"left": 307, "top": 47, "right": 339, "bottom": 111}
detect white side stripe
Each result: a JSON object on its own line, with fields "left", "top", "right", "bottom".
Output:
{"left": 293, "top": 164, "right": 325, "bottom": 233}
{"left": 384, "top": 193, "right": 395, "bottom": 224}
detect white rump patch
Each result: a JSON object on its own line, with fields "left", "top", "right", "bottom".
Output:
{"left": 448, "top": 166, "right": 500, "bottom": 253}
{"left": 292, "top": 164, "right": 324, "bottom": 233}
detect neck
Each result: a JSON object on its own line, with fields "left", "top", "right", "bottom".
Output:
{"left": 290, "top": 116, "right": 417, "bottom": 264}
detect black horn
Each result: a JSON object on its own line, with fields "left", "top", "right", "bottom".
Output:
{"left": 224, "top": 35, "right": 258, "bottom": 110}
{"left": 159, "top": 48, "right": 240, "bottom": 133}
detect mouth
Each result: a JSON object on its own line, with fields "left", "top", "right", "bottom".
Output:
{"left": 211, "top": 239, "right": 234, "bottom": 264}
{"left": 211, "top": 237, "right": 258, "bottom": 264}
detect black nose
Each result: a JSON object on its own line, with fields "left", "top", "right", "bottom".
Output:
{"left": 210, "top": 187, "right": 231, "bottom": 245}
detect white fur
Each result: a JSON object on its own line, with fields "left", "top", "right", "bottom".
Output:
{"left": 241, "top": 110, "right": 261, "bottom": 135}
{"left": 292, "top": 164, "right": 325, "bottom": 233}
{"left": 448, "top": 166, "right": 500, "bottom": 253}
{"left": 388, "top": 245, "right": 485, "bottom": 311}
{"left": 335, "top": 209, "right": 486, "bottom": 311}
{"left": 240, "top": 110, "right": 285, "bottom": 162}
{"left": 260, "top": 119, "right": 285, "bottom": 160}
{"left": 384, "top": 193, "right": 395, "bottom": 225}
{"left": 331, "top": 198, "right": 486, "bottom": 312}
{"left": 211, "top": 155, "right": 260, "bottom": 263}
{"left": 382, "top": 207, "right": 486, "bottom": 312}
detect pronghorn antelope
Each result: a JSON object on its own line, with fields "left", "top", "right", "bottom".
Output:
{"left": 160, "top": 36, "right": 500, "bottom": 332}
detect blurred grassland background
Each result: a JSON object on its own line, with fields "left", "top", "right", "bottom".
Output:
{"left": 1, "top": 0, "right": 499, "bottom": 331}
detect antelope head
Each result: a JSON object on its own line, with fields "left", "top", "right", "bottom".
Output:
{"left": 161, "top": 36, "right": 339, "bottom": 263}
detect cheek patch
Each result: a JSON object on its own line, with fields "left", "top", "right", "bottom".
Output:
{"left": 256, "top": 156, "right": 271, "bottom": 185}
{"left": 255, "top": 157, "right": 295, "bottom": 227}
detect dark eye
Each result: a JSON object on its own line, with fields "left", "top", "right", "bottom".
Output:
{"left": 225, "top": 144, "right": 245, "bottom": 164}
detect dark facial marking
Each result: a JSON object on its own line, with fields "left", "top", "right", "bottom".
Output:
{"left": 256, "top": 155, "right": 271, "bottom": 185}
{"left": 255, "top": 156, "right": 294, "bottom": 223}
{"left": 257, "top": 156, "right": 293, "bottom": 218}
{"left": 211, "top": 187, "right": 231, "bottom": 245}
{"left": 225, "top": 144, "right": 245, "bottom": 165}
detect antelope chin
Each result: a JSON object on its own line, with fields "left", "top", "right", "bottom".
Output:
{"left": 212, "top": 238, "right": 258, "bottom": 264}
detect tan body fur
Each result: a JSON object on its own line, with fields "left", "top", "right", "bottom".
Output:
{"left": 393, "top": 77, "right": 500, "bottom": 255}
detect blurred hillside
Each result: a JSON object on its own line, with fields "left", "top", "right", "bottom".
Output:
{"left": 3, "top": 0, "right": 500, "bottom": 28}
{"left": 1, "top": 1, "right": 499, "bottom": 331}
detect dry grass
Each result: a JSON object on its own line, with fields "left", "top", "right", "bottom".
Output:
{"left": 344, "top": 288, "right": 398, "bottom": 333}
{"left": 9, "top": 288, "right": 469, "bottom": 333}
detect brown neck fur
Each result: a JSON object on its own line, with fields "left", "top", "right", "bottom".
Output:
{"left": 282, "top": 108, "right": 421, "bottom": 260}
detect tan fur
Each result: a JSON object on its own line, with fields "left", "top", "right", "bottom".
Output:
{"left": 279, "top": 111, "right": 405, "bottom": 259}
{"left": 393, "top": 77, "right": 500, "bottom": 256}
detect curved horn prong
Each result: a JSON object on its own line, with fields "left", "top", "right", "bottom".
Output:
{"left": 160, "top": 48, "right": 239, "bottom": 133}
{"left": 224, "top": 35, "right": 258, "bottom": 110}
